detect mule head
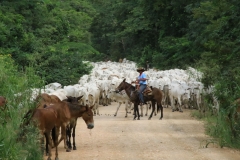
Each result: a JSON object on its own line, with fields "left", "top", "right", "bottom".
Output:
{"left": 115, "top": 78, "right": 126, "bottom": 93}
{"left": 81, "top": 105, "right": 94, "bottom": 129}
{"left": 65, "top": 95, "right": 83, "bottom": 104}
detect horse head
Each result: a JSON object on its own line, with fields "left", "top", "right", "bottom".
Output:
{"left": 115, "top": 78, "right": 126, "bottom": 93}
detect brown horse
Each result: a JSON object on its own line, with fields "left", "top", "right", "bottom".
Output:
{"left": 63, "top": 96, "right": 94, "bottom": 151}
{"left": 22, "top": 106, "right": 60, "bottom": 160}
{"left": 116, "top": 79, "right": 163, "bottom": 120}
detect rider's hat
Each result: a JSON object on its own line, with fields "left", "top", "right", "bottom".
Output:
{"left": 137, "top": 67, "right": 145, "bottom": 72}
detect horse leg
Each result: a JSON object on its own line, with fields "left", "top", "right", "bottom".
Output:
{"left": 45, "top": 132, "right": 52, "bottom": 160}
{"left": 148, "top": 102, "right": 156, "bottom": 120}
{"left": 66, "top": 126, "right": 71, "bottom": 149}
{"left": 58, "top": 125, "right": 70, "bottom": 152}
{"left": 52, "top": 127, "right": 59, "bottom": 160}
{"left": 145, "top": 103, "right": 148, "bottom": 116}
{"left": 72, "top": 123, "right": 77, "bottom": 150}
{"left": 45, "top": 134, "right": 49, "bottom": 156}
{"left": 136, "top": 104, "right": 140, "bottom": 120}
{"left": 158, "top": 103, "right": 163, "bottom": 120}
{"left": 114, "top": 102, "right": 121, "bottom": 116}
{"left": 133, "top": 103, "right": 137, "bottom": 120}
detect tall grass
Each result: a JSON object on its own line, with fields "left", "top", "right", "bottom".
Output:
{"left": 191, "top": 97, "right": 240, "bottom": 149}
{"left": 0, "top": 54, "right": 44, "bottom": 160}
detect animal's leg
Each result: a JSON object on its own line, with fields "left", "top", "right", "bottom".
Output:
{"left": 158, "top": 103, "right": 163, "bottom": 120}
{"left": 133, "top": 103, "right": 137, "bottom": 120}
{"left": 96, "top": 99, "right": 100, "bottom": 115}
{"left": 128, "top": 102, "right": 133, "bottom": 113}
{"left": 148, "top": 102, "right": 156, "bottom": 120}
{"left": 45, "top": 133, "right": 52, "bottom": 160}
{"left": 136, "top": 104, "right": 140, "bottom": 120}
{"left": 170, "top": 97, "right": 175, "bottom": 112}
{"left": 124, "top": 102, "right": 128, "bottom": 118}
{"left": 145, "top": 103, "right": 148, "bottom": 116}
{"left": 72, "top": 125, "right": 77, "bottom": 150}
{"left": 140, "top": 104, "right": 143, "bottom": 117}
{"left": 45, "top": 134, "right": 49, "bottom": 156}
{"left": 178, "top": 98, "right": 183, "bottom": 112}
{"left": 114, "top": 102, "right": 121, "bottom": 116}
{"left": 66, "top": 126, "right": 71, "bottom": 149}
{"left": 52, "top": 127, "right": 59, "bottom": 160}
{"left": 58, "top": 125, "right": 70, "bottom": 152}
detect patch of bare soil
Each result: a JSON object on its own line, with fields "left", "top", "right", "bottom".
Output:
{"left": 44, "top": 102, "right": 240, "bottom": 160}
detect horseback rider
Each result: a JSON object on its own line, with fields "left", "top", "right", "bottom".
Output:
{"left": 136, "top": 68, "right": 147, "bottom": 105}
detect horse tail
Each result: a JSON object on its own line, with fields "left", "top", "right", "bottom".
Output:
{"left": 21, "top": 109, "right": 35, "bottom": 126}
{"left": 17, "top": 109, "right": 36, "bottom": 142}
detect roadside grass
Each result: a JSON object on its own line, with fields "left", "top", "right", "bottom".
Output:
{"left": 191, "top": 108, "right": 240, "bottom": 149}
{"left": 0, "top": 54, "right": 44, "bottom": 160}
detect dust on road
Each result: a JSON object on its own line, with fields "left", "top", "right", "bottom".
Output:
{"left": 44, "top": 102, "right": 240, "bottom": 160}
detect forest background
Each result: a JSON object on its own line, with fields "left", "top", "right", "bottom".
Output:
{"left": 0, "top": 0, "right": 240, "bottom": 159}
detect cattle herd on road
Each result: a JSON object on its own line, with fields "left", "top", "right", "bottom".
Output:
{"left": 27, "top": 58, "right": 219, "bottom": 118}
{"left": 1, "top": 58, "right": 225, "bottom": 160}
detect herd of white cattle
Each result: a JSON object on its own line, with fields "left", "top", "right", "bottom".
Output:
{"left": 27, "top": 58, "right": 219, "bottom": 117}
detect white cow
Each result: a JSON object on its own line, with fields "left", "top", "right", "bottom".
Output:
{"left": 84, "top": 84, "right": 101, "bottom": 115}
{"left": 45, "top": 82, "right": 62, "bottom": 90}
{"left": 49, "top": 90, "right": 68, "bottom": 101}
{"left": 108, "top": 89, "right": 132, "bottom": 117}
{"left": 168, "top": 81, "right": 191, "bottom": 112}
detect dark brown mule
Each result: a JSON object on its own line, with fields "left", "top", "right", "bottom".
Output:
{"left": 63, "top": 96, "right": 94, "bottom": 151}
{"left": 22, "top": 106, "right": 60, "bottom": 160}
{"left": 116, "top": 79, "right": 163, "bottom": 120}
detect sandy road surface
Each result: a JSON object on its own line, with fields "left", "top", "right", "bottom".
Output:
{"left": 44, "top": 102, "right": 240, "bottom": 160}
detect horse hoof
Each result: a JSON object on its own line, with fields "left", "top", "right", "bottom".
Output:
{"left": 73, "top": 146, "right": 77, "bottom": 150}
{"left": 55, "top": 157, "right": 59, "bottom": 160}
{"left": 47, "top": 157, "right": 51, "bottom": 160}
{"left": 145, "top": 114, "right": 147, "bottom": 116}
{"left": 66, "top": 148, "right": 71, "bottom": 152}
{"left": 159, "top": 118, "right": 162, "bottom": 120}
{"left": 180, "top": 111, "right": 183, "bottom": 113}
{"left": 148, "top": 118, "right": 151, "bottom": 120}
{"left": 137, "top": 117, "right": 140, "bottom": 120}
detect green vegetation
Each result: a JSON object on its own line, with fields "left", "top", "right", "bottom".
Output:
{"left": 0, "top": 0, "right": 240, "bottom": 159}
{"left": 0, "top": 54, "right": 43, "bottom": 159}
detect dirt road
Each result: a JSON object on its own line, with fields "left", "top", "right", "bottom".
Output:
{"left": 45, "top": 102, "right": 240, "bottom": 160}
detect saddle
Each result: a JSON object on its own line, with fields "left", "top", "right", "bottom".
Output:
{"left": 132, "top": 81, "right": 152, "bottom": 96}
{"left": 143, "top": 85, "right": 152, "bottom": 96}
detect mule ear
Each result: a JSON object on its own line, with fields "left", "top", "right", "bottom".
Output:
{"left": 77, "top": 95, "right": 84, "bottom": 101}
{"left": 90, "top": 105, "right": 94, "bottom": 110}
{"left": 123, "top": 78, "right": 126, "bottom": 82}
